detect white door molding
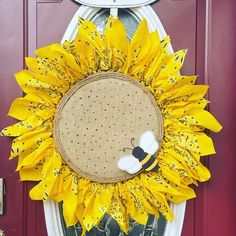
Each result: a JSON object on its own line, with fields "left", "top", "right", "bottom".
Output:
{"left": 44, "top": 5, "right": 186, "bottom": 236}
{"left": 72, "top": 0, "right": 157, "bottom": 8}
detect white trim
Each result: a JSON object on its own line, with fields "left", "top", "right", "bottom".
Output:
{"left": 44, "top": 201, "right": 186, "bottom": 236}
{"left": 44, "top": 5, "right": 186, "bottom": 236}
{"left": 72, "top": 0, "right": 157, "bottom": 8}
{"left": 43, "top": 200, "right": 64, "bottom": 236}
{"left": 110, "top": 8, "right": 119, "bottom": 17}
{"left": 164, "top": 201, "right": 186, "bottom": 236}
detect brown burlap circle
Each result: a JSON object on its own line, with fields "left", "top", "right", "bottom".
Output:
{"left": 54, "top": 72, "right": 163, "bottom": 183}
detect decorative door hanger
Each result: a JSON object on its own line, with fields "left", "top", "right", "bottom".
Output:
{"left": 1, "top": 7, "right": 222, "bottom": 236}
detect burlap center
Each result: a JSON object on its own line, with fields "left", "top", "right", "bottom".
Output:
{"left": 54, "top": 72, "right": 163, "bottom": 183}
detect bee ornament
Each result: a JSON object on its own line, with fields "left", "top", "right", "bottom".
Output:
{"left": 117, "top": 130, "right": 159, "bottom": 174}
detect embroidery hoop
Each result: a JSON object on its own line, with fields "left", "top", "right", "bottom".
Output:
{"left": 54, "top": 72, "right": 164, "bottom": 183}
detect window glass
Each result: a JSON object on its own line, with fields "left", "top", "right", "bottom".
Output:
{"left": 92, "top": 8, "right": 140, "bottom": 39}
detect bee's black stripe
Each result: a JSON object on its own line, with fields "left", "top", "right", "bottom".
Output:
{"left": 142, "top": 155, "right": 156, "bottom": 169}
{"left": 151, "top": 164, "right": 159, "bottom": 171}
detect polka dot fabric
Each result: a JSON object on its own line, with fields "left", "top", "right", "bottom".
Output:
{"left": 1, "top": 16, "right": 222, "bottom": 235}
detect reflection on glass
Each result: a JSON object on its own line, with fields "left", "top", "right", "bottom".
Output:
{"left": 60, "top": 203, "right": 166, "bottom": 236}
{"left": 92, "top": 8, "right": 140, "bottom": 39}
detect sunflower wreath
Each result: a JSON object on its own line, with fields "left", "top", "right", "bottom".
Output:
{"left": 1, "top": 16, "right": 222, "bottom": 234}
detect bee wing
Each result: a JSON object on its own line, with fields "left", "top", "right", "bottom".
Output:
{"left": 117, "top": 155, "right": 142, "bottom": 174}
{"left": 139, "top": 130, "right": 159, "bottom": 155}
{"left": 145, "top": 140, "right": 159, "bottom": 155}
{"left": 127, "top": 161, "right": 142, "bottom": 174}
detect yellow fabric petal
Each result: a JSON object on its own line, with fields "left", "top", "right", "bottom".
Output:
{"left": 172, "top": 84, "right": 209, "bottom": 101}
{"left": 17, "top": 138, "right": 53, "bottom": 170}
{"left": 1, "top": 114, "right": 44, "bottom": 137}
{"left": 144, "top": 187, "right": 173, "bottom": 221}
{"left": 164, "top": 99, "right": 209, "bottom": 120}
{"left": 104, "top": 17, "right": 129, "bottom": 71}
{"left": 158, "top": 85, "right": 209, "bottom": 109}
{"left": 15, "top": 70, "right": 68, "bottom": 94}
{"left": 29, "top": 150, "right": 62, "bottom": 200}
{"left": 63, "top": 173, "right": 80, "bottom": 226}
{"left": 25, "top": 56, "right": 79, "bottom": 87}
{"left": 73, "top": 36, "right": 100, "bottom": 74}
{"left": 17, "top": 150, "right": 44, "bottom": 181}
{"left": 144, "top": 172, "right": 184, "bottom": 196}
{"left": 107, "top": 184, "right": 129, "bottom": 233}
{"left": 188, "top": 109, "right": 222, "bottom": 132}
{"left": 164, "top": 144, "right": 211, "bottom": 182}
{"left": 130, "top": 32, "right": 161, "bottom": 80}
{"left": 165, "top": 129, "right": 216, "bottom": 156}
{"left": 49, "top": 165, "right": 71, "bottom": 202}
{"left": 8, "top": 94, "right": 55, "bottom": 121}
{"left": 15, "top": 70, "right": 61, "bottom": 105}
{"left": 127, "top": 178, "right": 162, "bottom": 220}
{"left": 10, "top": 128, "right": 52, "bottom": 159}
{"left": 35, "top": 41, "right": 83, "bottom": 79}
{"left": 129, "top": 31, "right": 165, "bottom": 82}
{"left": 77, "top": 18, "right": 102, "bottom": 51}
{"left": 152, "top": 49, "right": 187, "bottom": 82}
{"left": 124, "top": 19, "right": 150, "bottom": 73}
{"left": 82, "top": 184, "right": 114, "bottom": 231}
{"left": 145, "top": 36, "right": 170, "bottom": 84}
{"left": 67, "top": 18, "right": 103, "bottom": 74}
{"left": 156, "top": 75, "right": 197, "bottom": 95}
{"left": 19, "top": 166, "right": 42, "bottom": 181}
